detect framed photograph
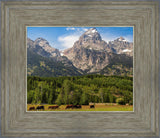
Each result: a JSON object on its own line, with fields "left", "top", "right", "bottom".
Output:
{"left": 1, "top": 1, "right": 159, "bottom": 137}
{"left": 27, "top": 26, "right": 134, "bottom": 112}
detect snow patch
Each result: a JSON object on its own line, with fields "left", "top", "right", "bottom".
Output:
{"left": 85, "top": 28, "right": 97, "bottom": 34}
{"left": 118, "top": 38, "right": 127, "bottom": 42}
{"left": 91, "top": 29, "right": 97, "bottom": 33}
{"left": 88, "top": 35, "right": 92, "bottom": 37}
{"left": 60, "top": 51, "right": 64, "bottom": 56}
{"left": 122, "top": 49, "right": 132, "bottom": 52}
{"left": 60, "top": 53, "right": 64, "bottom": 56}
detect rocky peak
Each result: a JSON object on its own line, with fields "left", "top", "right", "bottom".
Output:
{"left": 63, "top": 28, "right": 114, "bottom": 73}
{"left": 27, "top": 38, "right": 34, "bottom": 48}
{"left": 108, "top": 37, "right": 133, "bottom": 56}
{"left": 69, "top": 28, "right": 110, "bottom": 52}
{"left": 27, "top": 37, "right": 60, "bottom": 58}
{"left": 115, "top": 36, "right": 127, "bottom": 42}
{"left": 34, "top": 37, "right": 50, "bottom": 47}
{"left": 27, "top": 38, "right": 34, "bottom": 43}
{"left": 84, "top": 28, "right": 98, "bottom": 35}
{"left": 34, "top": 37, "right": 60, "bottom": 56}
{"left": 79, "top": 28, "right": 102, "bottom": 42}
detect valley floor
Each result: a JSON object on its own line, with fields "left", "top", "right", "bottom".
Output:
{"left": 27, "top": 104, "right": 133, "bottom": 111}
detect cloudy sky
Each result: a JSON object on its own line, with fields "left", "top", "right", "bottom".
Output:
{"left": 27, "top": 27, "right": 133, "bottom": 50}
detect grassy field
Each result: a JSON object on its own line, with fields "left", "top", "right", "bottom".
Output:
{"left": 27, "top": 104, "right": 133, "bottom": 111}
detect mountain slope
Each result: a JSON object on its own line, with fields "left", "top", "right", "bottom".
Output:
{"left": 100, "top": 53, "right": 133, "bottom": 76}
{"left": 108, "top": 37, "right": 133, "bottom": 56}
{"left": 27, "top": 38, "right": 60, "bottom": 58}
{"left": 27, "top": 49, "right": 82, "bottom": 77}
{"left": 63, "top": 28, "right": 112, "bottom": 73}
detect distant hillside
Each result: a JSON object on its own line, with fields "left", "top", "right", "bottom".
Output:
{"left": 100, "top": 53, "right": 133, "bottom": 76}
{"left": 27, "top": 49, "right": 82, "bottom": 77}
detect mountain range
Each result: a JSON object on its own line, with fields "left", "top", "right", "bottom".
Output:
{"left": 27, "top": 28, "right": 133, "bottom": 77}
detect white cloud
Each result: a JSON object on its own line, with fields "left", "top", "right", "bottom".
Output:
{"left": 58, "top": 28, "right": 89, "bottom": 50}
{"left": 66, "top": 27, "right": 76, "bottom": 31}
{"left": 58, "top": 34, "right": 80, "bottom": 49}
{"left": 66, "top": 27, "right": 88, "bottom": 32}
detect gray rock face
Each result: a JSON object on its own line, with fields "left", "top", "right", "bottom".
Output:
{"left": 27, "top": 38, "right": 81, "bottom": 72}
{"left": 65, "top": 46, "right": 111, "bottom": 73}
{"left": 27, "top": 37, "right": 60, "bottom": 58}
{"left": 108, "top": 37, "right": 133, "bottom": 56}
{"left": 63, "top": 29, "right": 133, "bottom": 73}
{"left": 73, "top": 28, "right": 112, "bottom": 52}
{"left": 63, "top": 28, "right": 113, "bottom": 73}
{"left": 27, "top": 38, "right": 34, "bottom": 48}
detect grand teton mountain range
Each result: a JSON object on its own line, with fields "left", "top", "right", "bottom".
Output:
{"left": 27, "top": 28, "right": 133, "bottom": 77}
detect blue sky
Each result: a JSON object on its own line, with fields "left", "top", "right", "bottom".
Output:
{"left": 27, "top": 27, "right": 133, "bottom": 50}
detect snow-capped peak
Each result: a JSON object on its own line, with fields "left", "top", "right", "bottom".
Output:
{"left": 91, "top": 29, "right": 97, "bottom": 33}
{"left": 80, "top": 27, "right": 102, "bottom": 42}
{"left": 118, "top": 37, "right": 127, "bottom": 42}
{"left": 85, "top": 28, "right": 98, "bottom": 35}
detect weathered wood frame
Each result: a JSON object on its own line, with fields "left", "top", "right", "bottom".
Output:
{"left": 1, "top": 1, "right": 159, "bottom": 137}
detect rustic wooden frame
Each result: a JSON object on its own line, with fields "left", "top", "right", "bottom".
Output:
{"left": 1, "top": 1, "right": 159, "bottom": 137}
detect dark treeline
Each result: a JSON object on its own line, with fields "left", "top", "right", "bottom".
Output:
{"left": 27, "top": 75, "right": 133, "bottom": 105}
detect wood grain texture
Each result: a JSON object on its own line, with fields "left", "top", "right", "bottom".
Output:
{"left": 1, "top": 1, "right": 159, "bottom": 137}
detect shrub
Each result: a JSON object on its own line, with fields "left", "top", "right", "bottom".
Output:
{"left": 129, "top": 101, "right": 133, "bottom": 105}
{"left": 116, "top": 98, "right": 126, "bottom": 105}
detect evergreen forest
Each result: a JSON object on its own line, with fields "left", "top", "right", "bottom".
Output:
{"left": 27, "top": 75, "right": 133, "bottom": 106}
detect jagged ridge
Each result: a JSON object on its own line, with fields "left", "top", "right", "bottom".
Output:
{"left": 27, "top": 28, "right": 133, "bottom": 77}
